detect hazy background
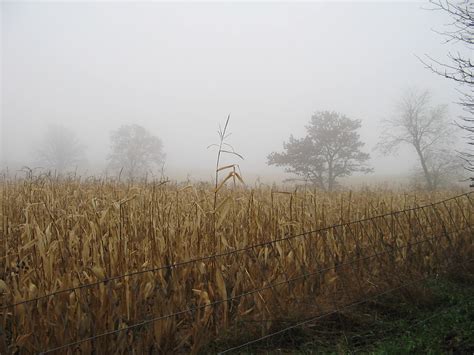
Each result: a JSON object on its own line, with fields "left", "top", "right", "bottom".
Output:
{"left": 0, "top": 1, "right": 467, "bottom": 183}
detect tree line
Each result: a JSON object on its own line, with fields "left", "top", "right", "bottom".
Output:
{"left": 36, "top": 124, "right": 165, "bottom": 181}
{"left": 33, "top": 87, "right": 465, "bottom": 190}
{"left": 269, "top": 0, "right": 473, "bottom": 191}
{"left": 268, "top": 89, "right": 464, "bottom": 191}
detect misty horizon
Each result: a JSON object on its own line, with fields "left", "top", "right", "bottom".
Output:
{"left": 1, "top": 1, "right": 469, "bottom": 184}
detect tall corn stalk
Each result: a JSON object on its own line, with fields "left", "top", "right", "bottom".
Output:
{"left": 208, "top": 114, "right": 244, "bottom": 251}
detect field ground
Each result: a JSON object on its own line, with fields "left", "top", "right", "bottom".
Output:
{"left": 209, "top": 267, "right": 474, "bottom": 354}
{"left": 0, "top": 178, "right": 472, "bottom": 353}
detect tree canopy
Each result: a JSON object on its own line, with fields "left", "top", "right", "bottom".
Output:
{"left": 107, "top": 124, "right": 165, "bottom": 180}
{"left": 423, "top": 0, "right": 473, "bottom": 175}
{"left": 37, "top": 124, "right": 85, "bottom": 174}
{"left": 268, "top": 111, "right": 372, "bottom": 190}
{"left": 378, "top": 89, "right": 461, "bottom": 190}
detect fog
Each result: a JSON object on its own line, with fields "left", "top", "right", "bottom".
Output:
{"left": 0, "top": 1, "right": 468, "bottom": 183}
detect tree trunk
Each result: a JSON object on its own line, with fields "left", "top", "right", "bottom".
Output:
{"left": 328, "top": 160, "right": 334, "bottom": 191}
{"left": 415, "top": 145, "right": 433, "bottom": 190}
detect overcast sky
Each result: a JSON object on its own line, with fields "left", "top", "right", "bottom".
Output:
{"left": 0, "top": 1, "right": 468, "bottom": 182}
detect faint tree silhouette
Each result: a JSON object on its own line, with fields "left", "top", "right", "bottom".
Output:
{"left": 378, "top": 89, "right": 458, "bottom": 190}
{"left": 37, "top": 124, "right": 85, "bottom": 174}
{"left": 107, "top": 124, "right": 165, "bottom": 181}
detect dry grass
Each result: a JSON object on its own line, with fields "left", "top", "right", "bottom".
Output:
{"left": 0, "top": 175, "right": 472, "bottom": 353}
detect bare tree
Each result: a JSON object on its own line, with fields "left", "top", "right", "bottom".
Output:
{"left": 410, "top": 148, "right": 464, "bottom": 189}
{"left": 378, "top": 89, "right": 456, "bottom": 190}
{"left": 36, "top": 124, "right": 85, "bottom": 174}
{"left": 421, "top": 0, "right": 473, "bottom": 174}
{"left": 107, "top": 124, "right": 165, "bottom": 181}
{"left": 268, "top": 111, "right": 372, "bottom": 191}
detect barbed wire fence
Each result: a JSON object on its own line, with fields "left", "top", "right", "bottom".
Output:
{"left": 0, "top": 192, "right": 472, "bottom": 353}
{"left": 217, "top": 257, "right": 474, "bottom": 354}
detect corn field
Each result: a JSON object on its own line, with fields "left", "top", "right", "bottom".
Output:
{"left": 0, "top": 176, "right": 472, "bottom": 353}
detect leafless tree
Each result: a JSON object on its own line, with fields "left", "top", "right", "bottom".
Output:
{"left": 410, "top": 148, "right": 464, "bottom": 189}
{"left": 37, "top": 124, "right": 85, "bottom": 174}
{"left": 420, "top": 0, "right": 473, "bottom": 174}
{"left": 107, "top": 124, "right": 165, "bottom": 181}
{"left": 378, "top": 89, "right": 457, "bottom": 190}
{"left": 268, "top": 111, "right": 372, "bottom": 191}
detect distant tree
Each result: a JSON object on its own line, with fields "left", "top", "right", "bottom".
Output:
{"left": 421, "top": 0, "right": 473, "bottom": 175}
{"left": 378, "top": 89, "right": 457, "bottom": 190}
{"left": 267, "top": 111, "right": 372, "bottom": 191}
{"left": 410, "top": 148, "right": 464, "bottom": 189}
{"left": 37, "top": 124, "right": 85, "bottom": 173}
{"left": 107, "top": 124, "right": 165, "bottom": 180}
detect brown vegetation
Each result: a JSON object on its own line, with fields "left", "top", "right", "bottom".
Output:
{"left": 0, "top": 176, "right": 472, "bottom": 353}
